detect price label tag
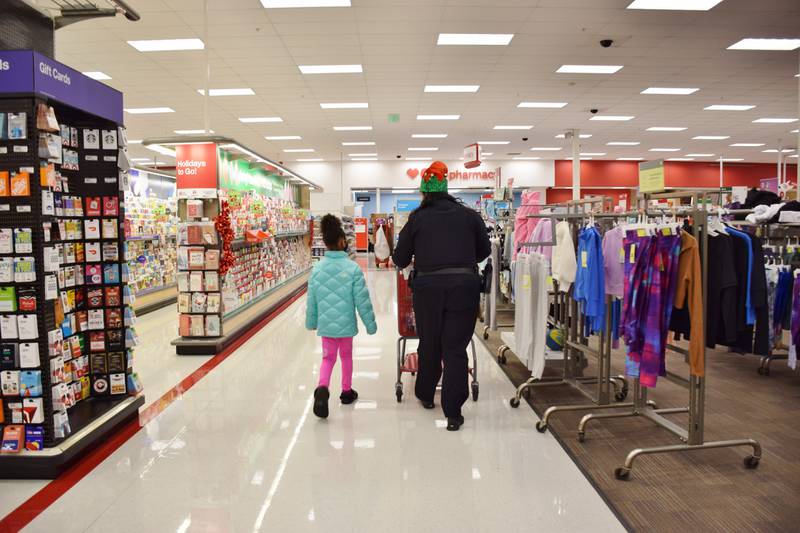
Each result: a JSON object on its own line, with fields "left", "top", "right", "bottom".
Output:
{"left": 581, "top": 250, "right": 588, "bottom": 268}
{"left": 629, "top": 244, "right": 636, "bottom": 264}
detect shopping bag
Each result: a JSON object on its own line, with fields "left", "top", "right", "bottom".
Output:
{"left": 374, "top": 226, "right": 391, "bottom": 261}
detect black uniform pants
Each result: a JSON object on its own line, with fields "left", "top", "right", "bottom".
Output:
{"left": 411, "top": 274, "right": 480, "bottom": 418}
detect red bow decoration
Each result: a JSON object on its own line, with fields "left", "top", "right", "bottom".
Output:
{"left": 215, "top": 200, "right": 236, "bottom": 276}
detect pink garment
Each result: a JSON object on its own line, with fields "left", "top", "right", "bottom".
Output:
{"left": 602, "top": 226, "right": 625, "bottom": 298}
{"left": 513, "top": 190, "right": 542, "bottom": 258}
{"left": 319, "top": 337, "right": 354, "bottom": 391}
{"left": 530, "top": 217, "right": 554, "bottom": 262}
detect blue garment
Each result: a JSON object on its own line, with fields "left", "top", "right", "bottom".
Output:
{"left": 574, "top": 226, "right": 605, "bottom": 335}
{"left": 726, "top": 228, "right": 755, "bottom": 326}
{"left": 774, "top": 269, "right": 793, "bottom": 333}
{"left": 611, "top": 298, "right": 621, "bottom": 350}
{"left": 305, "top": 251, "right": 377, "bottom": 338}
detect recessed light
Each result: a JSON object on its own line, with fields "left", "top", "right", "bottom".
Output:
{"left": 406, "top": 157, "right": 433, "bottom": 161}
{"left": 128, "top": 140, "right": 143, "bottom": 144}
{"left": 174, "top": 129, "right": 214, "bottom": 134}
{"left": 299, "top": 64, "right": 363, "bottom": 74}
{"left": 437, "top": 34, "right": 514, "bottom": 46}
{"left": 518, "top": 102, "right": 568, "bottom": 109}
{"left": 416, "top": 115, "right": 460, "bottom": 120}
{"left": 650, "top": 148, "right": 681, "bottom": 152}
{"left": 667, "top": 158, "right": 695, "bottom": 161}
{"left": 261, "top": 0, "right": 350, "bottom": 7}
{"left": 265, "top": 136, "right": 302, "bottom": 140}
{"left": 479, "top": 141, "right": 510, "bottom": 145}
{"left": 512, "top": 156, "right": 541, "bottom": 160}
{"left": 753, "top": 118, "right": 798, "bottom": 123}
{"left": 590, "top": 115, "right": 635, "bottom": 121}
{"left": 297, "top": 158, "right": 323, "bottom": 162}
{"left": 557, "top": 65, "right": 623, "bottom": 74}
{"left": 348, "top": 153, "right": 377, "bottom": 157}
{"left": 617, "top": 157, "right": 645, "bottom": 161}
{"left": 146, "top": 144, "right": 176, "bottom": 157}
{"left": 408, "top": 147, "right": 439, "bottom": 151}
{"left": 762, "top": 149, "right": 796, "bottom": 153}
{"left": 530, "top": 147, "right": 563, "bottom": 151}
{"left": 482, "top": 152, "right": 494, "bottom": 156}
{"left": 720, "top": 158, "right": 744, "bottom": 162}
{"left": 127, "top": 38, "right": 204, "bottom": 52}
{"left": 607, "top": 141, "right": 640, "bottom": 146}
{"left": 641, "top": 87, "right": 699, "bottom": 95}
{"left": 555, "top": 133, "right": 592, "bottom": 139}
{"left": 239, "top": 117, "right": 283, "bottom": 123}
{"left": 342, "top": 141, "right": 375, "bottom": 146}
{"left": 424, "top": 85, "right": 480, "bottom": 93}
{"left": 704, "top": 104, "right": 756, "bottom": 111}
{"left": 320, "top": 102, "right": 368, "bottom": 109}
{"left": 124, "top": 107, "right": 175, "bottom": 114}
{"left": 728, "top": 38, "right": 800, "bottom": 51}
{"left": 627, "top": 0, "right": 723, "bottom": 10}
{"left": 493, "top": 125, "right": 534, "bottom": 130}
{"left": 283, "top": 148, "right": 315, "bottom": 153}
{"left": 730, "top": 143, "right": 765, "bottom": 147}
{"left": 412, "top": 133, "right": 447, "bottom": 138}
{"left": 686, "top": 153, "right": 715, "bottom": 157}
{"left": 581, "top": 152, "right": 606, "bottom": 156}
{"left": 333, "top": 126, "right": 372, "bottom": 131}
{"left": 647, "top": 126, "right": 687, "bottom": 131}
{"left": 350, "top": 157, "right": 377, "bottom": 161}
{"left": 566, "top": 157, "right": 593, "bottom": 160}
{"left": 197, "top": 88, "right": 255, "bottom": 96}
{"left": 83, "top": 71, "right": 111, "bottom": 80}
{"left": 692, "top": 135, "right": 730, "bottom": 140}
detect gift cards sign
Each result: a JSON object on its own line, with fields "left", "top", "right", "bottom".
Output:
{"left": 176, "top": 143, "right": 218, "bottom": 199}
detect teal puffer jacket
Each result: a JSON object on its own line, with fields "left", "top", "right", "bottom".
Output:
{"left": 305, "top": 251, "right": 377, "bottom": 338}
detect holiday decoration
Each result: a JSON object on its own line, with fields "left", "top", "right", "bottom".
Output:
{"left": 215, "top": 200, "right": 236, "bottom": 275}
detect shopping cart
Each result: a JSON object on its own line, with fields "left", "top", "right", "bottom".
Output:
{"left": 395, "top": 271, "right": 479, "bottom": 403}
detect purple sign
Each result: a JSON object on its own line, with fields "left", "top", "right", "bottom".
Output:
{"left": 0, "top": 50, "right": 123, "bottom": 124}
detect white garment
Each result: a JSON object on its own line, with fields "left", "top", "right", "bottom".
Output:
{"left": 513, "top": 253, "right": 549, "bottom": 379}
{"left": 745, "top": 203, "right": 785, "bottom": 224}
{"left": 551, "top": 221, "right": 577, "bottom": 292}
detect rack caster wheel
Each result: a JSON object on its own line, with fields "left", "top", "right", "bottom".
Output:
{"left": 763, "top": 368, "right": 771, "bottom": 376}
{"left": 483, "top": 329, "right": 489, "bottom": 340}
{"left": 510, "top": 397, "right": 521, "bottom": 408}
{"left": 535, "top": 421, "right": 547, "bottom": 433}
{"left": 395, "top": 384, "right": 403, "bottom": 403}
{"left": 577, "top": 431, "right": 585, "bottom": 443}
{"left": 757, "top": 367, "right": 765, "bottom": 375}
{"left": 471, "top": 383, "right": 479, "bottom": 401}
{"left": 615, "top": 390, "right": 628, "bottom": 402}
{"left": 743, "top": 455, "right": 760, "bottom": 469}
{"left": 614, "top": 467, "right": 630, "bottom": 481}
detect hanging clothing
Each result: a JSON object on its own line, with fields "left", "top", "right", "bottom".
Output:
{"left": 529, "top": 217, "right": 554, "bottom": 263}
{"left": 672, "top": 231, "right": 705, "bottom": 377}
{"left": 732, "top": 234, "right": 769, "bottom": 356}
{"left": 552, "top": 221, "right": 577, "bottom": 292}
{"left": 726, "top": 227, "right": 755, "bottom": 326}
{"left": 621, "top": 229, "right": 655, "bottom": 379}
{"left": 513, "top": 253, "right": 549, "bottom": 379}
{"left": 513, "top": 190, "right": 541, "bottom": 259}
{"left": 602, "top": 225, "right": 625, "bottom": 298}
{"left": 790, "top": 274, "right": 800, "bottom": 370}
{"left": 574, "top": 226, "right": 605, "bottom": 336}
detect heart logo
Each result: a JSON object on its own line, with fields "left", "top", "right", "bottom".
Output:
{"left": 407, "top": 168, "right": 419, "bottom": 178}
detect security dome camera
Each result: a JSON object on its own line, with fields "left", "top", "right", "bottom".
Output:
{"left": 590, "top": 108, "right": 599, "bottom": 114}
{"left": 396, "top": 154, "right": 402, "bottom": 159}
{"left": 600, "top": 39, "right": 614, "bottom": 48}
{"left": 522, "top": 137, "right": 529, "bottom": 142}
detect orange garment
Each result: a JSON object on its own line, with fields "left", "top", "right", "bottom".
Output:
{"left": 672, "top": 231, "right": 704, "bottom": 376}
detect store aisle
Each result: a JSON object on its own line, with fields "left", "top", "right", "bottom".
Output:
{"left": 16, "top": 269, "right": 622, "bottom": 533}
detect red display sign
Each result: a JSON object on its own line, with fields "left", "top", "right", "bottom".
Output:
{"left": 176, "top": 143, "right": 218, "bottom": 198}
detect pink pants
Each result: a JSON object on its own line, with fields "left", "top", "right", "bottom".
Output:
{"left": 319, "top": 337, "right": 353, "bottom": 391}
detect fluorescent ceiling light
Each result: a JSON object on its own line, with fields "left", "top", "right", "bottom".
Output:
{"left": 555, "top": 133, "right": 592, "bottom": 139}
{"left": 424, "top": 85, "right": 480, "bottom": 93}
{"left": 128, "top": 140, "right": 143, "bottom": 144}
{"left": 392, "top": 189, "right": 416, "bottom": 193}
{"left": 82, "top": 71, "right": 111, "bottom": 80}
{"left": 408, "top": 147, "right": 438, "bottom": 151}
{"left": 566, "top": 157, "right": 593, "bottom": 160}
{"left": 482, "top": 152, "right": 494, "bottom": 156}
{"left": 590, "top": 115, "right": 635, "bottom": 121}
{"left": 513, "top": 157, "right": 541, "bottom": 160}
{"left": 607, "top": 141, "right": 640, "bottom": 146}
{"left": 265, "top": 136, "right": 302, "bottom": 140}
{"left": 627, "top": 0, "right": 723, "bottom": 10}
{"left": 197, "top": 88, "right": 254, "bottom": 96}
{"left": 704, "top": 104, "right": 756, "bottom": 111}
{"left": 493, "top": 125, "right": 533, "bottom": 130}
{"left": 762, "top": 148, "right": 796, "bottom": 153}
{"left": 730, "top": 143, "right": 765, "bottom": 147}
{"left": 406, "top": 157, "right": 432, "bottom": 161}
{"left": 416, "top": 114, "right": 460, "bottom": 120}
{"left": 283, "top": 148, "right": 314, "bottom": 153}
{"left": 686, "top": 153, "right": 715, "bottom": 157}
{"left": 127, "top": 38, "right": 204, "bottom": 52}
{"left": 557, "top": 65, "right": 623, "bottom": 74}
{"left": 261, "top": 0, "right": 350, "bottom": 7}
{"left": 647, "top": 126, "right": 687, "bottom": 131}
{"left": 146, "top": 144, "right": 176, "bottom": 157}
{"left": 728, "top": 38, "right": 800, "bottom": 51}
{"left": 617, "top": 157, "right": 644, "bottom": 161}
{"left": 333, "top": 126, "right": 372, "bottom": 131}
{"left": 342, "top": 141, "right": 375, "bottom": 146}
{"left": 478, "top": 141, "right": 510, "bottom": 145}
{"left": 692, "top": 135, "right": 730, "bottom": 140}
{"left": 239, "top": 117, "right": 282, "bottom": 123}
{"left": 530, "top": 147, "right": 563, "bottom": 151}
{"left": 173, "top": 129, "right": 214, "bottom": 134}
{"left": 720, "top": 158, "right": 744, "bottom": 162}
{"left": 650, "top": 148, "right": 681, "bottom": 152}
{"left": 350, "top": 158, "right": 377, "bottom": 161}
{"left": 518, "top": 101, "right": 568, "bottom": 109}
{"left": 348, "top": 153, "right": 377, "bottom": 157}
{"left": 437, "top": 33, "right": 514, "bottom": 46}
{"left": 296, "top": 158, "right": 323, "bottom": 162}
{"left": 131, "top": 158, "right": 152, "bottom": 162}
{"left": 299, "top": 64, "right": 362, "bottom": 74}
{"left": 641, "top": 87, "right": 699, "bottom": 95}
{"left": 792, "top": 129, "right": 799, "bottom": 133}
{"left": 320, "top": 102, "right": 368, "bottom": 109}
{"left": 667, "top": 158, "right": 695, "bottom": 161}
{"left": 124, "top": 107, "right": 174, "bottom": 114}
{"left": 412, "top": 133, "right": 447, "bottom": 138}
{"left": 581, "top": 152, "right": 606, "bottom": 156}
{"left": 753, "top": 118, "right": 798, "bottom": 123}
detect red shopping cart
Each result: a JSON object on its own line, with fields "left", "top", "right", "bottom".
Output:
{"left": 395, "top": 271, "right": 479, "bottom": 403}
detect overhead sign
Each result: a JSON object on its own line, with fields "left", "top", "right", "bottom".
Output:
{"left": 176, "top": 143, "right": 218, "bottom": 198}
{"left": 405, "top": 165, "right": 500, "bottom": 182}
{"left": 356, "top": 195, "right": 370, "bottom": 202}
{"left": 639, "top": 159, "right": 665, "bottom": 193}
{"left": 464, "top": 144, "right": 481, "bottom": 169}
{"left": 396, "top": 198, "right": 421, "bottom": 212}
{"left": 218, "top": 150, "right": 299, "bottom": 202}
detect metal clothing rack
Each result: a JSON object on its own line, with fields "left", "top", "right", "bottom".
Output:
{"left": 574, "top": 191, "right": 762, "bottom": 480}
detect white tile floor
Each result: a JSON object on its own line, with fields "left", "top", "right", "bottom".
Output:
{"left": 4, "top": 269, "right": 623, "bottom": 533}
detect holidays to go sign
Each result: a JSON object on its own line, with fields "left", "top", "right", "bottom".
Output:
{"left": 176, "top": 143, "right": 218, "bottom": 198}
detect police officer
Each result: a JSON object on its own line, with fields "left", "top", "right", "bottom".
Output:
{"left": 392, "top": 161, "right": 491, "bottom": 431}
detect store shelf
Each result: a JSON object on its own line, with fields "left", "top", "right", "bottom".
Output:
{"left": 133, "top": 283, "right": 178, "bottom": 315}
{"left": 230, "top": 231, "right": 308, "bottom": 250}
{"left": 223, "top": 268, "right": 311, "bottom": 321}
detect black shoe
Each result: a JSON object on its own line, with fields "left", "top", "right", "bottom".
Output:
{"left": 446, "top": 416, "right": 465, "bottom": 431}
{"left": 313, "top": 386, "right": 330, "bottom": 418}
{"left": 421, "top": 400, "right": 435, "bottom": 409}
{"left": 340, "top": 389, "right": 359, "bottom": 405}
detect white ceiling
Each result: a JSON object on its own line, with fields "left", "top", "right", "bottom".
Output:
{"left": 39, "top": 0, "right": 800, "bottom": 166}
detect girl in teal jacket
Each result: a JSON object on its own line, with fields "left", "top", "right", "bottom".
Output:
{"left": 306, "top": 215, "right": 377, "bottom": 418}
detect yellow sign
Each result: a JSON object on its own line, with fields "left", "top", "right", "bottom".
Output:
{"left": 639, "top": 159, "right": 665, "bottom": 193}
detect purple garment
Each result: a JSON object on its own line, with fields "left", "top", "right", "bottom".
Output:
{"left": 531, "top": 217, "right": 554, "bottom": 262}
{"left": 791, "top": 276, "right": 800, "bottom": 369}
{"left": 602, "top": 226, "right": 625, "bottom": 298}
{"left": 621, "top": 230, "right": 654, "bottom": 378}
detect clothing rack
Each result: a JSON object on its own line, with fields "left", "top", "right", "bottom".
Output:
{"left": 574, "top": 191, "right": 762, "bottom": 480}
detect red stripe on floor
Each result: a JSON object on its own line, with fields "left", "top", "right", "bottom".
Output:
{"left": 0, "top": 289, "right": 306, "bottom": 532}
